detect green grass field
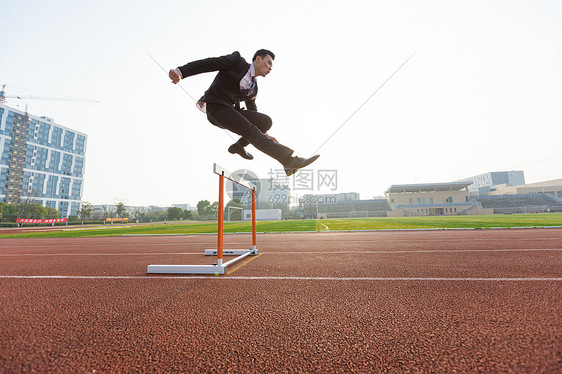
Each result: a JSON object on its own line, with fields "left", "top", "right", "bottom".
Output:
{"left": 1, "top": 213, "right": 561, "bottom": 239}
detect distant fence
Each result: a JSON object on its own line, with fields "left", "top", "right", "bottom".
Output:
{"left": 492, "top": 206, "right": 562, "bottom": 214}
{"left": 317, "top": 211, "right": 389, "bottom": 219}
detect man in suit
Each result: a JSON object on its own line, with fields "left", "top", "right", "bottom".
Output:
{"left": 169, "top": 49, "right": 319, "bottom": 176}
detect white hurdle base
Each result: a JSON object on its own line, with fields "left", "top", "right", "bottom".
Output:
{"left": 147, "top": 248, "right": 257, "bottom": 275}
{"left": 147, "top": 264, "right": 227, "bottom": 275}
{"left": 204, "top": 247, "right": 258, "bottom": 256}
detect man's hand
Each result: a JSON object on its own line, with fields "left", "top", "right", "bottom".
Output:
{"left": 169, "top": 69, "right": 181, "bottom": 84}
{"left": 266, "top": 134, "right": 278, "bottom": 143}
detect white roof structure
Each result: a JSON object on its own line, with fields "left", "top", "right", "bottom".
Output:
{"left": 385, "top": 182, "right": 473, "bottom": 194}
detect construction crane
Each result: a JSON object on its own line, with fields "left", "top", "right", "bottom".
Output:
{"left": 0, "top": 84, "right": 99, "bottom": 104}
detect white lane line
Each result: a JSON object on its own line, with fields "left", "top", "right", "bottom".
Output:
{"left": 0, "top": 275, "right": 560, "bottom": 281}
{"left": 1, "top": 248, "right": 561, "bottom": 257}
{"left": 63, "top": 226, "right": 132, "bottom": 231}
{"left": 0, "top": 253, "right": 205, "bottom": 257}
{"left": 265, "top": 248, "right": 562, "bottom": 254}
{"left": 2, "top": 237, "right": 561, "bottom": 250}
{"left": 0, "top": 243, "right": 204, "bottom": 249}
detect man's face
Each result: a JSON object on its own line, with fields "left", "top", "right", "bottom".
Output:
{"left": 254, "top": 54, "right": 274, "bottom": 77}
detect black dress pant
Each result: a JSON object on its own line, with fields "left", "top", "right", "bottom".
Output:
{"left": 206, "top": 104, "right": 293, "bottom": 164}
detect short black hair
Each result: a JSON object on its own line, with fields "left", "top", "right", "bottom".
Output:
{"left": 253, "top": 49, "right": 275, "bottom": 62}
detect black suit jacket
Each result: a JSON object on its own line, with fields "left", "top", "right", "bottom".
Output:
{"left": 178, "top": 51, "right": 258, "bottom": 111}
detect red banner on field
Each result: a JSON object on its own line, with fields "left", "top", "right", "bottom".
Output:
{"left": 16, "top": 218, "right": 68, "bottom": 224}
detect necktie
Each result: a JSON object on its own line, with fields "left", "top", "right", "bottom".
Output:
{"left": 240, "top": 76, "right": 256, "bottom": 97}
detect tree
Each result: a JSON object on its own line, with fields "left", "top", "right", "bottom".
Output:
{"left": 45, "top": 207, "right": 60, "bottom": 219}
{"left": 0, "top": 203, "right": 12, "bottom": 215}
{"left": 16, "top": 203, "right": 45, "bottom": 219}
{"left": 102, "top": 205, "right": 115, "bottom": 221}
{"left": 147, "top": 206, "right": 165, "bottom": 222}
{"left": 197, "top": 200, "right": 211, "bottom": 219}
{"left": 167, "top": 207, "right": 183, "bottom": 221}
{"left": 183, "top": 209, "right": 194, "bottom": 220}
{"left": 115, "top": 202, "right": 128, "bottom": 218}
{"left": 77, "top": 201, "right": 93, "bottom": 225}
{"left": 0, "top": 203, "right": 11, "bottom": 223}
{"left": 208, "top": 201, "right": 219, "bottom": 219}
{"left": 130, "top": 207, "right": 147, "bottom": 222}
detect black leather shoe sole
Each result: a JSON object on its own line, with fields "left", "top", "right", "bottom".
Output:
{"left": 284, "top": 154, "right": 320, "bottom": 176}
{"left": 228, "top": 145, "right": 254, "bottom": 160}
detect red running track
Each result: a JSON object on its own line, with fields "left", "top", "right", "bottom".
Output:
{"left": 0, "top": 228, "right": 561, "bottom": 372}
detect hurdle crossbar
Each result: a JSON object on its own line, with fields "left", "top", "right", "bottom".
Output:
{"left": 147, "top": 163, "right": 258, "bottom": 275}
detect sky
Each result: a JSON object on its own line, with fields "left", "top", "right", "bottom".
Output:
{"left": 1, "top": 0, "right": 561, "bottom": 207}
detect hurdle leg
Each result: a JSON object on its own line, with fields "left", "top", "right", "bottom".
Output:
{"left": 217, "top": 173, "right": 224, "bottom": 267}
{"left": 251, "top": 188, "right": 257, "bottom": 254}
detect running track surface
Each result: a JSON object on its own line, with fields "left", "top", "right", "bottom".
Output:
{"left": 1, "top": 228, "right": 561, "bottom": 372}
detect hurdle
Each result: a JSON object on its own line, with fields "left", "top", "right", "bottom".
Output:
{"left": 147, "top": 163, "right": 258, "bottom": 275}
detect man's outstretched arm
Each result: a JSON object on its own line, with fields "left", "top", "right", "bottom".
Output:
{"left": 169, "top": 51, "right": 241, "bottom": 84}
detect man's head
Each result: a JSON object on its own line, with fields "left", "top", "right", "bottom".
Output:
{"left": 253, "top": 49, "right": 275, "bottom": 77}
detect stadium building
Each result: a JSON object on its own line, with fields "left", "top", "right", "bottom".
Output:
{"left": 385, "top": 182, "right": 492, "bottom": 217}
{"left": 486, "top": 178, "right": 562, "bottom": 198}
{"left": 459, "top": 171, "right": 525, "bottom": 195}
{"left": 471, "top": 178, "right": 562, "bottom": 214}
{"left": 287, "top": 175, "right": 562, "bottom": 218}
{"left": 0, "top": 103, "right": 87, "bottom": 217}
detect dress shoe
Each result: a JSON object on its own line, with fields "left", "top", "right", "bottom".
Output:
{"left": 284, "top": 155, "right": 320, "bottom": 176}
{"left": 228, "top": 144, "right": 254, "bottom": 160}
